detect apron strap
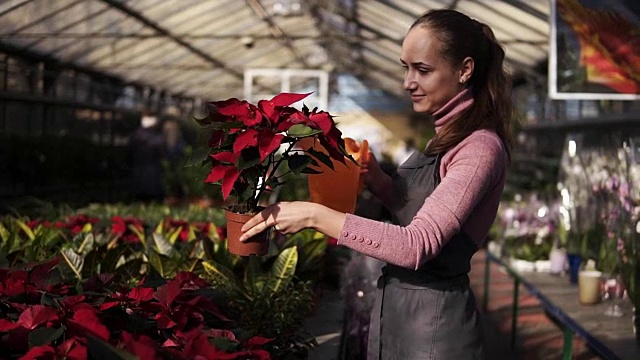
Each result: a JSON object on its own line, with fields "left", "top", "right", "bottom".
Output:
{"left": 368, "top": 275, "right": 386, "bottom": 360}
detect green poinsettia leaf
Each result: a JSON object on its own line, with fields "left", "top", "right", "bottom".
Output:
{"left": 29, "top": 326, "right": 64, "bottom": 348}
{"left": 286, "top": 154, "right": 313, "bottom": 175}
{"left": 210, "top": 336, "right": 240, "bottom": 352}
{"left": 287, "top": 124, "right": 322, "bottom": 137}
{"left": 185, "top": 147, "right": 209, "bottom": 167}
{"left": 141, "top": 270, "right": 166, "bottom": 289}
{"left": 301, "top": 167, "right": 323, "bottom": 174}
{"left": 40, "top": 292, "right": 57, "bottom": 308}
{"left": 87, "top": 336, "right": 138, "bottom": 360}
{"left": 306, "top": 147, "right": 334, "bottom": 170}
{"left": 213, "top": 120, "right": 243, "bottom": 130}
{"left": 238, "top": 147, "right": 261, "bottom": 170}
{"left": 194, "top": 112, "right": 242, "bottom": 129}
{"left": 242, "top": 167, "right": 262, "bottom": 183}
{"left": 234, "top": 183, "right": 255, "bottom": 204}
{"left": 194, "top": 114, "right": 211, "bottom": 127}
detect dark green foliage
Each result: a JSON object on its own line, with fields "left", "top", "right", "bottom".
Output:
{"left": 503, "top": 233, "right": 553, "bottom": 262}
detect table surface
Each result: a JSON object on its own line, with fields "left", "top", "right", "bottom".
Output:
{"left": 488, "top": 253, "right": 640, "bottom": 360}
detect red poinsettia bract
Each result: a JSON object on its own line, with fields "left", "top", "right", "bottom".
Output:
{"left": 54, "top": 214, "right": 100, "bottom": 236}
{"left": 110, "top": 216, "right": 145, "bottom": 244}
{"left": 201, "top": 92, "right": 349, "bottom": 209}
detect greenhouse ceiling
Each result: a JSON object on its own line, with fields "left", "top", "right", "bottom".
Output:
{"left": 0, "top": 0, "right": 550, "bottom": 102}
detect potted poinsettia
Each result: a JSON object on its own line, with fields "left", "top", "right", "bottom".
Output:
{"left": 194, "top": 92, "right": 351, "bottom": 256}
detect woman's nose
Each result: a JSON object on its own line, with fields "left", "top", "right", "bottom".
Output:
{"left": 403, "top": 74, "right": 417, "bottom": 90}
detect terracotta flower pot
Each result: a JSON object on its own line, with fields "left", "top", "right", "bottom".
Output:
{"left": 225, "top": 210, "right": 269, "bottom": 256}
{"left": 306, "top": 137, "right": 369, "bottom": 214}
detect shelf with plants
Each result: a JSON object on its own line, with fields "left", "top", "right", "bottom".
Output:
{"left": 490, "top": 194, "right": 559, "bottom": 272}
{"left": 556, "top": 133, "right": 639, "bottom": 335}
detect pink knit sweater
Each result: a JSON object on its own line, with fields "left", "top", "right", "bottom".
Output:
{"left": 337, "top": 88, "right": 508, "bottom": 270}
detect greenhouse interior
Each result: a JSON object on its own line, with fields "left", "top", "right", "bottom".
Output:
{"left": 0, "top": 0, "right": 639, "bottom": 359}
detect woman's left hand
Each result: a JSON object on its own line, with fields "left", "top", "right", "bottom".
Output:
{"left": 239, "top": 202, "right": 313, "bottom": 242}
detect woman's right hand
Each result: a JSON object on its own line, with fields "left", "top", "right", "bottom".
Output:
{"left": 363, "top": 152, "right": 385, "bottom": 189}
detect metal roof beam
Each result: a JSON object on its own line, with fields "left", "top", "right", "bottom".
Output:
{"left": 471, "top": 0, "right": 547, "bottom": 38}
{"left": 502, "top": 0, "right": 548, "bottom": 22}
{"left": 244, "top": 0, "right": 310, "bottom": 67}
{"left": 4, "top": 0, "right": 86, "bottom": 35}
{"left": 0, "top": 0, "right": 35, "bottom": 19}
{"left": 0, "top": 33, "right": 344, "bottom": 40}
{"left": 99, "top": 0, "right": 244, "bottom": 80}
{"left": 21, "top": 6, "right": 113, "bottom": 52}
{"left": 321, "top": 7, "right": 403, "bottom": 44}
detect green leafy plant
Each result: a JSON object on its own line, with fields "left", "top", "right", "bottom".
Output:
{"left": 279, "top": 229, "right": 328, "bottom": 283}
{"left": 202, "top": 246, "right": 316, "bottom": 359}
{"left": 565, "top": 222, "right": 606, "bottom": 260}
{"left": 504, "top": 233, "right": 553, "bottom": 262}
{"left": 0, "top": 217, "right": 66, "bottom": 267}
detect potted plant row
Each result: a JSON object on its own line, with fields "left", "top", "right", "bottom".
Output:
{"left": 0, "top": 212, "right": 334, "bottom": 358}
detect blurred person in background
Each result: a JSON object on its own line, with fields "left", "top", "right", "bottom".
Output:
{"left": 128, "top": 112, "right": 166, "bottom": 202}
{"left": 161, "top": 116, "right": 188, "bottom": 201}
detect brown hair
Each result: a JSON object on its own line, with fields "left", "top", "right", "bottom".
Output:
{"left": 411, "top": 9, "right": 514, "bottom": 160}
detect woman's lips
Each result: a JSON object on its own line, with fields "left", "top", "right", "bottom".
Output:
{"left": 410, "top": 94, "right": 425, "bottom": 101}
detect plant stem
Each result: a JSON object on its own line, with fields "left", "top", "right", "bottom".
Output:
{"left": 251, "top": 141, "right": 297, "bottom": 209}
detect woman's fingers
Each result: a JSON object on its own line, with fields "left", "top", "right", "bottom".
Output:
{"left": 239, "top": 215, "right": 269, "bottom": 242}
{"left": 239, "top": 204, "right": 282, "bottom": 242}
{"left": 239, "top": 221, "right": 269, "bottom": 242}
{"left": 240, "top": 212, "right": 265, "bottom": 232}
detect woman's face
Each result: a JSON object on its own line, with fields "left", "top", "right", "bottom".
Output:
{"left": 401, "top": 26, "right": 469, "bottom": 114}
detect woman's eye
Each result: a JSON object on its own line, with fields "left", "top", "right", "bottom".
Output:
{"left": 418, "top": 68, "right": 430, "bottom": 74}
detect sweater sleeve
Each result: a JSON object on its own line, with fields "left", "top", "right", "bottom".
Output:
{"left": 337, "top": 131, "right": 506, "bottom": 270}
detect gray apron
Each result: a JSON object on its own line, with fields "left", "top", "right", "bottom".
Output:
{"left": 367, "top": 151, "right": 485, "bottom": 360}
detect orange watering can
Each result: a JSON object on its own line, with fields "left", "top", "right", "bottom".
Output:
{"left": 304, "top": 137, "right": 370, "bottom": 213}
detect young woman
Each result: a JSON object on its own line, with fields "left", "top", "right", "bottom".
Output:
{"left": 240, "top": 9, "right": 513, "bottom": 359}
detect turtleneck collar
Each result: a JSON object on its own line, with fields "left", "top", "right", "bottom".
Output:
{"left": 432, "top": 87, "right": 474, "bottom": 133}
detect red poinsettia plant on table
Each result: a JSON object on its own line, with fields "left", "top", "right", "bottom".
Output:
{"left": 0, "top": 259, "right": 273, "bottom": 359}
{"left": 196, "top": 92, "right": 352, "bottom": 214}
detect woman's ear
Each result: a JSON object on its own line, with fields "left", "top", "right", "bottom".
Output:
{"left": 459, "top": 56, "right": 474, "bottom": 84}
